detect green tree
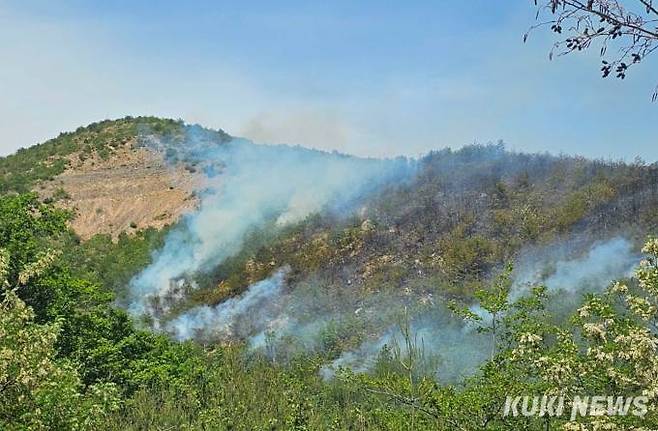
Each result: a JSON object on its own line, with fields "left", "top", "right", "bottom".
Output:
{"left": 0, "top": 249, "right": 120, "bottom": 430}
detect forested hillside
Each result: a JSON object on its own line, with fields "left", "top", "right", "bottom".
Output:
{"left": 2, "top": 117, "right": 658, "bottom": 429}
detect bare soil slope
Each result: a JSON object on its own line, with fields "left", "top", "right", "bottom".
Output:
{"left": 40, "top": 141, "right": 202, "bottom": 239}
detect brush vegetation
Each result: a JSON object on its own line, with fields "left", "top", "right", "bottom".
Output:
{"left": 2, "top": 118, "right": 658, "bottom": 429}
{"left": 0, "top": 117, "right": 184, "bottom": 194}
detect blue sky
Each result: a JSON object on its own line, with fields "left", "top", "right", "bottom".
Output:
{"left": 1, "top": 1, "right": 656, "bottom": 160}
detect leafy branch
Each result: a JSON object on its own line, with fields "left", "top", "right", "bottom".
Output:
{"left": 526, "top": 0, "right": 658, "bottom": 99}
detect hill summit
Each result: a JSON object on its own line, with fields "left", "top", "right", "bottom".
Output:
{"left": 0, "top": 117, "right": 222, "bottom": 238}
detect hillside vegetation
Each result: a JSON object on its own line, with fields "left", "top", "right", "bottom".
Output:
{"left": 2, "top": 117, "right": 658, "bottom": 430}
{"left": 0, "top": 117, "right": 187, "bottom": 194}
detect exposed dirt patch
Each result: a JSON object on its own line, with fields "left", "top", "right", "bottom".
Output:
{"left": 39, "top": 141, "right": 203, "bottom": 240}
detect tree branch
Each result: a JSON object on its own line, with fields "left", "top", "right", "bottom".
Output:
{"left": 362, "top": 386, "right": 470, "bottom": 431}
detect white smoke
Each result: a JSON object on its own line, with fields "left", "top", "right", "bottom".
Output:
{"left": 320, "top": 327, "right": 397, "bottom": 380}
{"left": 125, "top": 125, "right": 642, "bottom": 386}
{"left": 319, "top": 310, "right": 491, "bottom": 383}
{"left": 321, "top": 237, "right": 640, "bottom": 382}
{"left": 128, "top": 127, "right": 413, "bottom": 318}
{"left": 512, "top": 237, "right": 638, "bottom": 299}
{"left": 166, "top": 268, "right": 289, "bottom": 341}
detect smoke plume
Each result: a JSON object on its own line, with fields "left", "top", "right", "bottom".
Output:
{"left": 166, "top": 268, "right": 289, "bottom": 341}
{"left": 321, "top": 237, "right": 640, "bottom": 382}
{"left": 126, "top": 126, "right": 642, "bottom": 385}
{"left": 128, "top": 126, "right": 413, "bottom": 320}
{"left": 512, "top": 237, "right": 638, "bottom": 299}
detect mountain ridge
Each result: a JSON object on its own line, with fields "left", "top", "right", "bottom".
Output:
{"left": 3, "top": 118, "right": 658, "bottom": 291}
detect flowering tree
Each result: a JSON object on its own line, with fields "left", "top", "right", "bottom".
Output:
{"left": 354, "top": 238, "right": 658, "bottom": 429}
{"left": 0, "top": 248, "right": 119, "bottom": 430}
{"left": 482, "top": 237, "right": 658, "bottom": 428}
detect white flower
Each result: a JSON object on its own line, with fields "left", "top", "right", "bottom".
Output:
{"left": 610, "top": 281, "right": 628, "bottom": 294}
{"left": 577, "top": 305, "right": 591, "bottom": 318}
{"left": 583, "top": 323, "right": 607, "bottom": 341}
{"left": 642, "top": 238, "right": 658, "bottom": 256}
